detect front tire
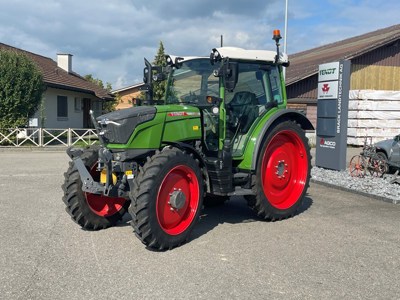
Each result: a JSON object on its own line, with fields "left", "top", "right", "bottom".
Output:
{"left": 62, "top": 147, "right": 129, "bottom": 230}
{"left": 247, "top": 120, "right": 311, "bottom": 220}
{"left": 129, "top": 147, "right": 203, "bottom": 250}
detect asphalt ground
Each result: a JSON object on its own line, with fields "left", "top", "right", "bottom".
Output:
{"left": 1, "top": 150, "right": 399, "bottom": 299}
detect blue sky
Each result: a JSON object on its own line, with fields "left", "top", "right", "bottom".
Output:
{"left": 0, "top": 0, "right": 399, "bottom": 89}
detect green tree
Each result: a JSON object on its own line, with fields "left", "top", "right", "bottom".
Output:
{"left": 138, "top": 41, "right": 167, "bottom": 102}
{"left": 152, "top": 41, "right": 167, "bottom": 100}
{"left": 84, "top": 74, "right": 116, "bottom": 112}
{"left": 0, "top": 49, "right": 44, "bottom": 128}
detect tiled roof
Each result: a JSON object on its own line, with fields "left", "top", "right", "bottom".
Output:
{"left": 286, "top": 24, "right": 400, "bottom": 85}
{"left": 0, "top": 43, "right": 113, "bottom": 100}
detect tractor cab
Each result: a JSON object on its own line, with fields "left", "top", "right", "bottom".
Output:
{"left": 152, "top": 47, "right": 289, "bottom": 158}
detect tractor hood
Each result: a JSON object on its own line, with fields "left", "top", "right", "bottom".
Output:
{"left": 154, "top": 105, "right": 201, "bottom": 119}
{"left": 97, "top": 106, "right": 156, "bottom": 144}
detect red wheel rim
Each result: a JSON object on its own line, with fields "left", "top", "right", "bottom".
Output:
{"left": 84, "top": 165, "right": 127, "bottom": 217}
{"left": 261, "top": 130, "right": 308, "bottom": 209}
{"left": 156, "top": 165, "right": 200, "bottom": 235}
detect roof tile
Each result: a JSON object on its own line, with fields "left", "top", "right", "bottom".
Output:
{"left": 0, "top": 43, "right": 113, "bottom": 100}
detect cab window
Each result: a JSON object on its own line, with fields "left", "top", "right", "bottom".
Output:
{"left": 226, "top": 63, "right": 283, "bottom": 156}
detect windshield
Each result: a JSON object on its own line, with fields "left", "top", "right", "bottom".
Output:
{"left": 165, "top": 58, "right": 219, "bottom": 105}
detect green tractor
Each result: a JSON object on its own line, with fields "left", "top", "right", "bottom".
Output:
{"left": 62, "top": 31, "right": 313, "bottom": 250}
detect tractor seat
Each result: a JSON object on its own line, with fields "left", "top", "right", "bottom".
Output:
{"left": 228, "top": 91, "right": 259, "bottom": 134}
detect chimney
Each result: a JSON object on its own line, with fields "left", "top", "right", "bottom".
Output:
{"left": 57, "top": 53, "right": 73, "bottom": 73}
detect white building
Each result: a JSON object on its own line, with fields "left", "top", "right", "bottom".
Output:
{"left": 0, "top": 43, "right": 113, "bottom": 128}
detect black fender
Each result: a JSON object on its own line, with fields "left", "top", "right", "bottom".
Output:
{"left": 251, "top": 109, "right": 314, "bottom": 170}
{"left": 163, "top": 141, "right": 211, "bottom": 193}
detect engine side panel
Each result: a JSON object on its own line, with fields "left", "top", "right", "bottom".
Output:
{"left": 106, "top": 112, "right": 166, "bottom": 150}
{"left": 106, "top": 105, "right": 202, "bottom": 150}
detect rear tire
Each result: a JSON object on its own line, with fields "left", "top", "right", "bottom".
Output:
{"left": 129, "top": 147, "right": 203, "bottom": 250}
{"left": 246, "top": 120, "right": 311, "bottom": 220}
{"left": 62, "top": 147, "right": 129, "bottom": 230}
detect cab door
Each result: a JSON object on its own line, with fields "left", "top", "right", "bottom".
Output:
{"left": 224, "top": 63, "right": 284, "bottom": 157}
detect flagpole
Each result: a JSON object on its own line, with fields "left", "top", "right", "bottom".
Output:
{"left": 284, "top": 0, "right": 288, "bottom": 54}
{"left": 283, "top": 0, "right": 288, "bottom": 78}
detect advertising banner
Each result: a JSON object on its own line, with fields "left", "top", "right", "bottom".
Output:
{"left": 317, "top": 81, "right": 339, "bottom": 99}
{"left": 315, "top": 60, "right": 351, "bottom": 170}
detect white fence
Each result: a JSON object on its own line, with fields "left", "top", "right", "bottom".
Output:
{"left": 0, "top": 128, "right": 98, "bottom": 147}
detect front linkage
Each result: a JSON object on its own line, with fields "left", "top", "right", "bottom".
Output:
{"left": 67, "top": 110, "right": 137, "bottom": 198}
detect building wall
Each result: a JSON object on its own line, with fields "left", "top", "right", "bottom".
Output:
{"left": 351, "top": 64, "right": 400, "bottom": 90}
{"left": 306, "top": 105, "right": 317, "bottom": 128}
{"left": 286, "top": 74, "right": 318, "bottom": 100}
{"left": 32, "top": 87, "right": 103, "bottom": 128}
{"left": 351, "top": 42, "right": 400, "bottom": 90}
{"left": 115, "top": 88, "right": 142, "bottom": 110}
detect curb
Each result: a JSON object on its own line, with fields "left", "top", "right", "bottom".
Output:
{"left": 311, "top": 178, "right": 399, "bottom": 205}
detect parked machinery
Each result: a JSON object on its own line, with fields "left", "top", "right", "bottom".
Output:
{"left": 62, "top": 30, "right": 314, "bottom": 249}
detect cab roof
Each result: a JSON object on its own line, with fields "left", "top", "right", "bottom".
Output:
{"left": 167, "top": 47, "right": 289, "bottom": 66}
{"left": 212, "top": 47, "right": 289, "bottom": 64}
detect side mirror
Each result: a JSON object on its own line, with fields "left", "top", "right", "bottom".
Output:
{"left": 141, "top": 59, "right": 153, "bottom": 101}
{"left": 143, "top": 58, "right": 152, "bottom": 84}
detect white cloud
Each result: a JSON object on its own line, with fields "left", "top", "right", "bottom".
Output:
{"left": 0, "top": 0, "right": 399, "bottom": 89}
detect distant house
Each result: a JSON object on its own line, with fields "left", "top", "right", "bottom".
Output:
{"left": 0, "top": 43, "right": 113, "bottom": 128}
{"left": 112, "top": 83, "right": 144, "bottom": 110}
{"left": 286, "top": 24, "right": 400, "bottom": 127}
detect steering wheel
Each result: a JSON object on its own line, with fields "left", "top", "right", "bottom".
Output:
{"left": 181, "top": 92, "right": 200, "bottom": 104}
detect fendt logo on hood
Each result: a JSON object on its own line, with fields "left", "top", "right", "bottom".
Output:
{"left": 320, "top": 138, "right": 336, "bottom": 149}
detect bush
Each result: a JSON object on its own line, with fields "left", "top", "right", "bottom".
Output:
{"left": 0, "top": 49, "right": 44, "bottom": 128}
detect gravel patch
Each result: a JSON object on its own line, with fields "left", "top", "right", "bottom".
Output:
{"left": 311, "top": 166, "right": 400, "bottom": 203}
